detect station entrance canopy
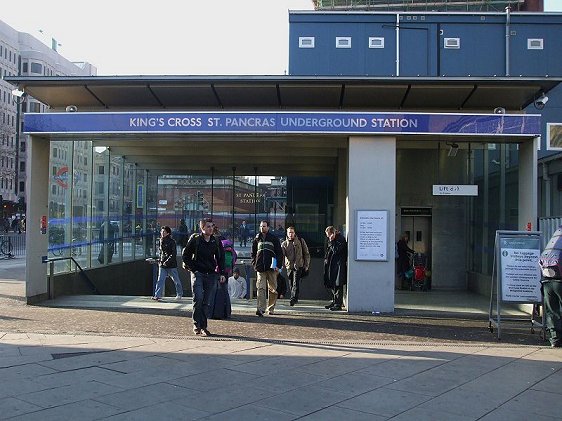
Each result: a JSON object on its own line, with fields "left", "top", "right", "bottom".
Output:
{"left": 7, "top": 75, "right": 556, "bottom": 310}
{"left": 8, "top": 75, "right": 559, "bottom": 110}
{"left": 11, "top": 76, "right": 552, "bottom": 176}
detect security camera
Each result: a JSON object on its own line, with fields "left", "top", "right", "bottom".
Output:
{"left": 534, "top": 93, "right": 549, "bottom": 110}
{"left": 65, "top": 105, "right": 78, "bottom": 112}
{"left": 494, "top": 107, "right": 506, "bottom": 114}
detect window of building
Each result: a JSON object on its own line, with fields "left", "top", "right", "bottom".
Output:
{"left": 298, "top": 36, "right": 315, "bottom": 48}
{"left": 19, "top": 181, "right": 24, "bottom": 192}
{"left": 29, "top": 102, "right": 41, "bottom": 113}
{"left": 336, "top": 37, "right": 352, "bottom": 48}
{"left": 368, "top": 37, "right": 385, "bottom": 49}
{"left": 19, "top": 161, "right": 25, "bottom": 172}
{"left": 527, "top": 38, "right": 544, "bottom": 50}
{"left": 22, "top": 62, "right": 28, "bottom": 73}
{"left": 98, "top": 165, "right": 105, "bottom": 175}
{"left": 444, "top": 38, "right": 461, "bottom": 49}
{"left": 30, "top": 62, "right": 43, "bottom": 74}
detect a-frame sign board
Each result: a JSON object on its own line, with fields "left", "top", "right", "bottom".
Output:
{"left": 488, "top": 230, "right": 545, "bottom": 340}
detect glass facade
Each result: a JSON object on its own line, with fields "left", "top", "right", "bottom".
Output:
{"left": 46, "top": 137, "right": 519, "bottom": 283}
{"left": 47, "top": 140, "right": 335, "bottom": 274}
{"left": 469, "top": 143, "right": 520, "bottom": 275}
{"left": 47, "top": 141, "right": 156, "bottom": 273}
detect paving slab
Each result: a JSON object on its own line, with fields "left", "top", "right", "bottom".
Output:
{"left": 9, "top": 399, "right": 123, "bottom": 421}
{"left": 337, "top": 386, "right": 433, "bottom": 417}
{"left": 0, "top": 267, "right": 560, "bottom": 420}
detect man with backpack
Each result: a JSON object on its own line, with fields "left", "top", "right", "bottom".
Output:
{"left": 251, "top": 220, "right": 283, "bottom": 316}
{"left": 182, "top": 218, "right": 225, "bottom": 336}
{"left": 281, "top": 226, "right": 310, "bottom": 306}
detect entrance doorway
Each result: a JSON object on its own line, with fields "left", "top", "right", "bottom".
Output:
{"left": 400, "top": 207, "right": 432, "bottom": 289}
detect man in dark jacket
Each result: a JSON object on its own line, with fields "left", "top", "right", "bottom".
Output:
{"left": 323, "top": 226, "right": 347, "bottom": 311}
{"left": 397, "top": 232, "right": 415, "bottom": 289}
{"left": 182, "top": 218, "right": 225, "bottom": 336}
{"left": 153, "top": 226, "right": 183, "bottom": 301}
{"left": 239, "top": 220, "right": 249, "bottom": 247}
{"left": 251, "top": 220, "right": 283, "bottom": 316}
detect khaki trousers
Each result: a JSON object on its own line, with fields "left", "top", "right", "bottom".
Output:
{"left": 256, "top": 269, "right": 278, "bottom": 313}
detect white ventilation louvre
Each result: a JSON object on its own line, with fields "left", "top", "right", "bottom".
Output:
{"left": 369, "top": 37, "right": 385, "bottom": 49}
{"left": 527, "top": 38, "right": 544, "bottom": 50}
{"left": 298, "top": 37, "right": 315, "bottom": 49}
{"left": 336, "top": 37, "right": 351, "bottom": 48}
{"left": 444, "top": 38, "right": 460, "bottom": 49}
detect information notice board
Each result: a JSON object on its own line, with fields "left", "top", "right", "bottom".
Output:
{"left": 489, "top": 230, "right": 544, "bottom": 340}
{"left": 499, "top": 236, "right": 542, "bottom": 302}
{"left": 356, "top": 210, "right": 388, "bottom": 261}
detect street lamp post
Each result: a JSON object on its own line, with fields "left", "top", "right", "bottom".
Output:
{"left": 12, "top": 88, "right": 27, "bottom": 216}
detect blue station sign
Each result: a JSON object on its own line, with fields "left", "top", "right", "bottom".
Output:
{"left": 24, "top": 111, "right": 541, "bottom": 137}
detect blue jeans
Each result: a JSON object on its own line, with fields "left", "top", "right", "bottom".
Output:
{"left": 543, "top": 280, "right": 562, "bottom": 346}
{"left": 191, "top": 272, "right": 218, "bottom": 329}
{"left": 154, "top": 267, "right": 183, "bottom": 298}
{"left": 288, "top": 269, "right": 301, "bottom": 302}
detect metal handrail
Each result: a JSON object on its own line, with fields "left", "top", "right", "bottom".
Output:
{"left": 44, "top": 256, "right": 100, "bottom": 298}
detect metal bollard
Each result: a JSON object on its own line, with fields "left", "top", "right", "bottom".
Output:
{"left": 48, "top": 261, "right": 54, "bottom": 299}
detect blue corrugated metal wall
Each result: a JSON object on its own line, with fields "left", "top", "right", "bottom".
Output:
{"left": 289, "top": 12, "right": 562, "bottom": 78}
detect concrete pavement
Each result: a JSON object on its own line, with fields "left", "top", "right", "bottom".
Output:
{"left": 0, "top": 332, "right": 560, "bottom": 420}
{"left": 0, "top": 256, "right": 561, "bottom": 420}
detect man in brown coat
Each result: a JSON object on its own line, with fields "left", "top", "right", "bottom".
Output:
{"left": 281, "top": 226, "right": 310, "bottom": 306}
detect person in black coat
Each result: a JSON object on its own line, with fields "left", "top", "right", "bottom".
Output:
{"left": 182, "top": 218, "right": 226, "bottom": 336}
{"left": 152, "top": 226, "right": 183, "bottom": 300}
{"left": 323, "top": 226, "right": 347, "bottom": 311}
{"left": 397, "top": 232, "right": 415, "bottom": 289}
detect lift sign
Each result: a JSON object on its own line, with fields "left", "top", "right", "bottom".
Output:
{"left": 432, "top": 185, "right": 478, "bottom": 196}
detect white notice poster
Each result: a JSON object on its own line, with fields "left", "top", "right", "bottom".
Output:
{"left": 499, "top": 237, "right": 542, "bottom": 303}
{"left": 356, "top": 210, "right": 387, "bottom": 261}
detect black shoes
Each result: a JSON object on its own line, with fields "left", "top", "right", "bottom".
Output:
{"left": 290, "top": 299, "right": 298, "bottom": 307}
{"left": 193, "top": 326, "right": 201, "bottom": 335}
{"left": 551, "top": 341, "right": 561, "bottom": 348}
{"left": 325, "top": 303, "right": 334, "bottom": 309}
{"left": 200, "top": 328, "right": 211, "bottom": 337}
{"left": 330, "top": 305, "right": 343, "bottom": 311}
{"left": 256, "top": 310, "right": 264, "bottom": 317}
